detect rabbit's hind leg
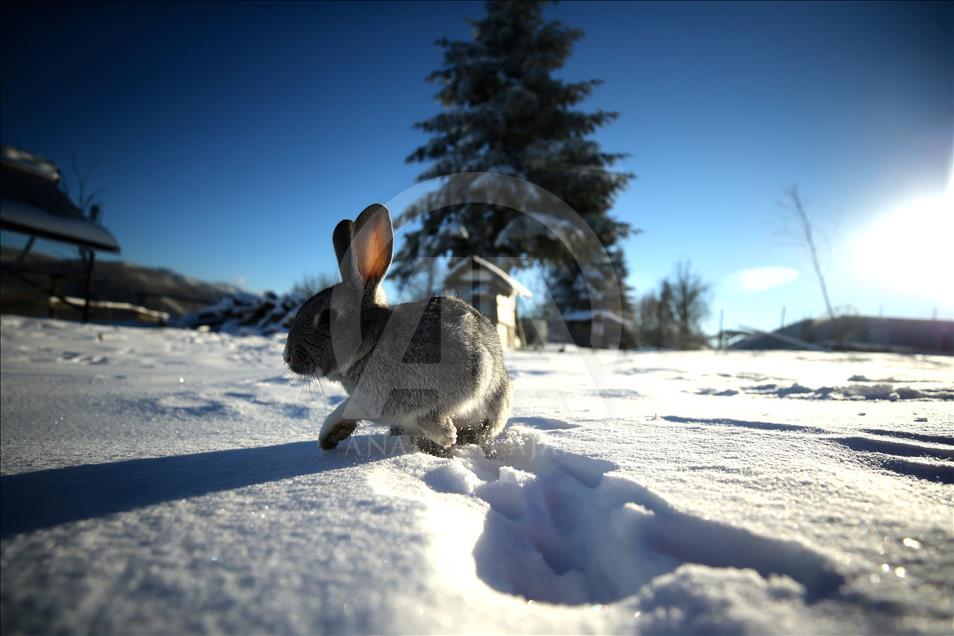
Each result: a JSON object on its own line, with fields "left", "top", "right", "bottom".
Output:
{"left": 414, "top": 436, "right": 454, "bottom": 457}
{"left": 468, "top": 382, "right": 512, "bottom": 457}
{"left": 454, "top": 420, "right": 496, "bottom": 458}
{"left": 455, "top": 424, "right": 486, "bottom": 446}
{"left": 482, "top": 381, "right": 512, "bottom": 440}
{"left": 417, "top": 411, "right": 457, "bottom": 449}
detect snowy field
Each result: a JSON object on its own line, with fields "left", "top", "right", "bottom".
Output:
{"left": 1, "top": 315, "right": 952, "bottom": 635}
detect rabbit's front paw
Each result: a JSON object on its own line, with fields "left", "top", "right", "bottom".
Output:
{"left": 319, "top": 419, "right": 358, "bottom": 450}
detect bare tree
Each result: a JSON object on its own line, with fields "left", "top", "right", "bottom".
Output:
{"left": 670, "top": 260, "right": 711, "bottom": 349}
{"left": 54, "top": 154, "right": 106, "bottom": 322}
{"left": 635, "top": 286, "right": 672, "bottom": 348}
{"left": 780, "top": 185, "right": 835, "bottom": 322}
{"left": 60, "top": 153, "right": 105, "bottom": 221}
{"left": 635, "top": 261, "right": 711, "bottom": 349}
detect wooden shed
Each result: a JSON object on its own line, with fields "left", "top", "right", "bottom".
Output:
{"left": 443, "top": 256, "right": 532, "bottom": 350}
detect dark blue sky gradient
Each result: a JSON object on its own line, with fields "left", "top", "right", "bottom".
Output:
{"left": 2, "top": 1, "right": 951, "bottom": 331}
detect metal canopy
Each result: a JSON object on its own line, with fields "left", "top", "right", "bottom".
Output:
{"left": 0, "top": 146, "right": 120, "bottom": 253}
{"left": 1, "top": 146, "right": 122, "bottom": 322}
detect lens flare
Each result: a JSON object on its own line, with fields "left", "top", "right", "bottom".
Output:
{"left": 854, "top": 189, "right": 953, "bottom": 306}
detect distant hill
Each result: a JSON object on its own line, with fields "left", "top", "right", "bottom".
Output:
{"left": 1, "top": 247, "right": 244, "bottom": 320}
{"left": 728, "top": 316, "right": 954, "bottom": 356}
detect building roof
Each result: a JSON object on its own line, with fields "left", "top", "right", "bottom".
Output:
{"left": 444, "top": 255, "right": 532, "bottom": 298}
{"left": 729, "top": 316, "right": 954, "bottom": 355}
{"left": 1, "top": 146, "right": 120, "bottom": 253}
{"left": 562, "top": 309, "right": 627, "bottom": 325}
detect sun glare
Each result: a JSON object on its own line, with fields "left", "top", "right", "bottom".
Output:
{"left": 855, "top": 187, "right": 953, "bottom": 307}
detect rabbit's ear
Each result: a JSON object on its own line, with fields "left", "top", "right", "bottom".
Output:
{"left": 352, "top": 204, "right": 393, "bottom": 288}
{"left": 333, "top": 219, "right": 356, "bottom": 283}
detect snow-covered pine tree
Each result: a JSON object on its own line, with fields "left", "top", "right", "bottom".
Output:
{"left": 397, "top": 0, "right": 636, "bottom": 342}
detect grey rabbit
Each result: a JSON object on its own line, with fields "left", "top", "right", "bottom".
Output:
{"left": 284, "top": 203, "right": 512, "bottom": 454}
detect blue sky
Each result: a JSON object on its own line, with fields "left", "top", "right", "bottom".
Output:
{"left": 2, "top": 1, "right": 951, "bottom": 332}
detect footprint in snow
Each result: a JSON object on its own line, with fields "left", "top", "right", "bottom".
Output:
{"left": 424, "top": 433, "right": 844, "bottom": 606}
{"left": 662, "top": 417, "right": 954, "bottom": 485}
{"left": 593, "top": 388, "right": 642, "bottom": 399}
{"left": 135, "top": 393, "right": 231, "bottom": 418}
{"left": 829, "top": 435, "right": 954, "bottom": 484}
{"left": 222, "top": 391, "right": 313, "bottom": 419}
{"left": 508, "top": 416, "right": 579, "bottom": 431}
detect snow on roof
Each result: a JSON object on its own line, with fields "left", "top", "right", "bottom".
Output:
{"left": 444, "top": 256, "right": 532, "bottom": 298}
{"left": 562, "top": 309, "right": 627, "bottom": 325}
{"left": 1, "top": 147, "right": 121, "bottom": 252}
{"left": 1, "top": 199, "right": 121, "bottom": 253}
{"left": 1, "top": 146, "right": 59, "bottom": 182}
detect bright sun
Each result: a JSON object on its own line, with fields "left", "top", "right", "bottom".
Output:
{"left": 854, "top": 186, "right": 953, "bottom": 306}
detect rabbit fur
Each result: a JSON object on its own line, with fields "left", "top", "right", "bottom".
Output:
{"left": 284, "top": 204, "right": 512, "bottom": 453}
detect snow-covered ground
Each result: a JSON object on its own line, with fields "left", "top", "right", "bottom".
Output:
{"left": 1, "top": 315, "right": 952, "bottom": 635}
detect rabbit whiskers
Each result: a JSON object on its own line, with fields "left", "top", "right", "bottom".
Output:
{"left": 314, "top": 372, "right": 330, "bottom": 416}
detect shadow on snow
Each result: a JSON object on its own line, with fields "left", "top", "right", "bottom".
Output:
{"left": 1, "top": 436, "right": 402, "bottom": 538}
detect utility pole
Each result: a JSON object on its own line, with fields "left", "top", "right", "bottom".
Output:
{"left": 718, "top": 309, "right": 724, "bottom": 351}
